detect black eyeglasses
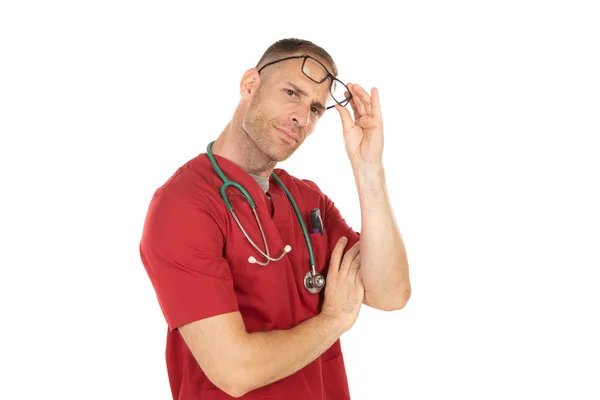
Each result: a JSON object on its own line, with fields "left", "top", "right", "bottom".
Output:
{"left": 257, "top": 54, "right": 352, "bottom": 110}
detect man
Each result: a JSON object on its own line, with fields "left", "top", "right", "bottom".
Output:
{"left": 139, "top": 38, "right": 411, "bottom": 399}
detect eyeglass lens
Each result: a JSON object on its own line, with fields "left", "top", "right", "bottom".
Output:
{"left": 301, "top": 57, "right": 349, "bottom": 109}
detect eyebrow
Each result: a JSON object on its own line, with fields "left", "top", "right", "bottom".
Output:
{"left": 286, "top": 81, "right": 326, "bottom": 113}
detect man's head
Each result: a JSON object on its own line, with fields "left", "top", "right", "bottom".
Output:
{"left": 239, "top": 38, "right": 344, "bottom": 162}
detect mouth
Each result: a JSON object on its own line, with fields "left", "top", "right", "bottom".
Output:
{"left": 274, "top": 126, "right": 299, "bottom": 144}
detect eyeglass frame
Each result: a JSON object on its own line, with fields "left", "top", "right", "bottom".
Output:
{"left": 256, "top": 54, "right": 352, "bottom": 110}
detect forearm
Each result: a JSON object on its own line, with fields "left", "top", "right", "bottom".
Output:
{"left": 353, "top": 163, "right": 411, "bottom": 309}
{"left": 236, "top": 313, "right": 344, "bottom": 395}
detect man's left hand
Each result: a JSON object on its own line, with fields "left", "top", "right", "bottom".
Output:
{"left": 334, "top": 83, "right": 384, "bottom": 167}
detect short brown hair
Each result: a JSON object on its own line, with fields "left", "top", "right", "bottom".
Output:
{"left": 255, "top": 38, "right": 338, "bottom": 77}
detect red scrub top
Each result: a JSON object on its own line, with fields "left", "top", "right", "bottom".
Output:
{"left": 139, "top": 151, "right": 360, "bottom": 399}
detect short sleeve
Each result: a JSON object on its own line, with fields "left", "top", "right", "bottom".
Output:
{"left": 322, "top": 192, "right": 360, "bottom": 251}
{"left": 139, "top": 191, "right": 239, "bottom": 331}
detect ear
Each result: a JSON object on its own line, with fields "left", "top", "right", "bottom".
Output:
{"left": 240, "top": 68, "right": 261, "bottom": 100}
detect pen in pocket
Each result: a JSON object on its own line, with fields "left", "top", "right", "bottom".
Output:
{"left": 310, "top": 208, "right": 324, "bottom": 235}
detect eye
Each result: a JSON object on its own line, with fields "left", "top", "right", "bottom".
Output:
{"left": 311, "top": 106, "right": 321, "bottom": 116}
{"left": 286, "top": 89, "right": 297, "bottom": 97}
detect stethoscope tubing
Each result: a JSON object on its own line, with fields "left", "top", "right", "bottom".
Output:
{"left": 207, "top": 140, "right": 323, "bottom": 293}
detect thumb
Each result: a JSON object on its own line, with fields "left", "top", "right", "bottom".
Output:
{"left": 328, "top": 236, "right": 348, "bottom": 279}
{"left": 335, "top": 104, "right": 354, "bottom": 136}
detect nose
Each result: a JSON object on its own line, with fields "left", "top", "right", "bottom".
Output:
{"left": 290, "top": 103, "right": 311, "bottom": 127}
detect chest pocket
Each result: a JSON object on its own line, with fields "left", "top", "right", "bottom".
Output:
{"left": 303, "top": 204, "right": 330, "bottom": 271}
{"left": 307, "top": 231, "right": 330, "bottom": 274}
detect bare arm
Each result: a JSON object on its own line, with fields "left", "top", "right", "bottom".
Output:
{"left": 355, "top": 164, "right": 411, "bottom": 311}
{"left": 178, "top": 238, "right": 363, "bottom": 398}
{"left": 335, "top": 83, "right": 411, "bottom": 311}
{"left": 179, "top": 311, "right": 343, "bottom": 397}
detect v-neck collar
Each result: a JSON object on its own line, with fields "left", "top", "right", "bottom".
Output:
{"left": 267, "top": 176, "right": 291, "bottom": 225}
{"left": 202, "top": 152, "right": 291, "bottom": 226}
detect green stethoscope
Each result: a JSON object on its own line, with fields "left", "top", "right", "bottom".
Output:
{"left": 206, "top": 141, "right": 325, "bottom": 294}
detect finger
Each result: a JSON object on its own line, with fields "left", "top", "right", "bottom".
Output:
{"left": 345, "top": 90, "right": 360, "bottom": 121}
{"left": 334, "top": 104, "right": 354, "bottom": 135}
{"left": 339, "top": 241, "right": 360, "bottom": 278}
{"left": 356, "top": 275, "right": 365, "bottom": 291}
{"left": 348, "top": 83, "right": 367, "bottom": 116}
{"left": 353, "top": 84, "right": 372, "bottom": 115}
{"left": 356, "top": 114, "right": 380, "bottom": 130}
{"left": 354, "top": 263, "right": 365, "bottom": 288}
{"left": 371, "top": 87, "right": 382, "bottom": 118}
{"left": 349, "top": 254, "right": 361, "bottom": 282}
{"left": 328, "top": 236, "right": 349, "bottom": 279}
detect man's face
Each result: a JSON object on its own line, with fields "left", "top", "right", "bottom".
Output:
{"left": 242, "top": 55, "right": 332, "bottom": 162}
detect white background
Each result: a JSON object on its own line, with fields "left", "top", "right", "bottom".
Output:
{"left": 1, "top": 1, "right": 599, "bottom": 399}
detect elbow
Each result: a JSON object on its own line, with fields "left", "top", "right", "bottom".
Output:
{"left": 382, "top": 296, "right": 410, "bottom": 312}
{"left": 390, "top": 287, "right": 411, "bottom": 310}
{"left": 211, "top": 369, "right": 248, "bottom": 398}
{"left": 227, "top": 364, "right": 262, "bottom": 398}
{"left": 202, "top": 356, "right": 250, "bottom": 398}
{"left": 366, "top": 286, "right": 411, "bottom": 311}
{"left": 224, "top": 383, "right": 247, "bottom": 399}
{"left": 224, "top": 349, "right": 256, "bottom": 397}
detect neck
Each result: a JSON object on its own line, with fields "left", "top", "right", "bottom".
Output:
{"left": 210, "top": 105, "right": 276, "bottom": 178}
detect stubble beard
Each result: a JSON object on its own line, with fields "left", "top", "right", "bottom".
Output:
{"left": 242, "top": 95, "right": 298, "bottom": 163}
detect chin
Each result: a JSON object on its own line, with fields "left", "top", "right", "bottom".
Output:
{"left": 265, "top": 143, "right": 298, "bottom": 162}
{"left": 247, "top": 128, "right": 299, "bottom": 162}
{"left": 267, "top": 148, "right": 295, "bottom": 162}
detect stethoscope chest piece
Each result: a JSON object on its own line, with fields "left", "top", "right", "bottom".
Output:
{"left": 304, "top": 270, "right": 325, "bottom": 294}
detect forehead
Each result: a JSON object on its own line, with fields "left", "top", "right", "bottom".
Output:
{"left": 270, "top": 54, "right": 332, "bottom": 94}
{"left": 275, "top": 53, "right": 333, "bottom": 76}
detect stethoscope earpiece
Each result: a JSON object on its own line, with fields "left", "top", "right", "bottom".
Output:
{"left": 249, "top": 245, "right": 291, "bottom": 265}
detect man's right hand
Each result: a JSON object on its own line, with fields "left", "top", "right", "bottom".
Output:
{"left": 321, "top": 237, "right": 364, "bottom": 333}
